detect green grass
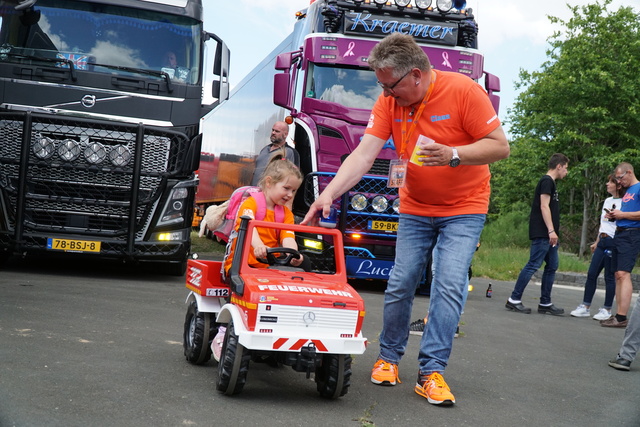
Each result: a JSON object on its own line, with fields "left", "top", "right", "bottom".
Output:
{"left": 190, "top": 231, "right": 226, "bottom": 257}
{"left": 472, "top": 244, "right": 590, "bottom": 282}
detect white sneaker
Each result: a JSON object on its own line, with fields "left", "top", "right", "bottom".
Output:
{"left": 211, "top": 326, "right": 226, "bottom": 362}
{"left": 570, "top": 304, "right": 590, "bottom": 318}
{"left": 593, "top": 308, "right": 612, "bottom": 321}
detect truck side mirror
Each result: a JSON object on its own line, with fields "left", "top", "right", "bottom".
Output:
{"left": 274, "top": 73, "right": 291, "bottom": 109}
{"left": 275, "top": 52, "right": 293, "bottom": 71}
{"left": 212, "top": 39, "right": 230, "bottom": 102}
{"left": 484, "top": 72, "right": 500, "bottom": 93}
{"left": 484, "top": 72, "right": 501, "bottom": 114}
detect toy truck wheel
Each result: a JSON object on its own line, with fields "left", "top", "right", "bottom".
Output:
{"left": 183, "top": 300, "right": 216, "bottom": 365}
{"left": 315, "top": 354, "right": 352, "bottom": 399}
{"left": 216, "top": 320, "right": 250, "bottom": 395}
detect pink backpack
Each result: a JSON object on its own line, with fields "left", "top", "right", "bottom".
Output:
{"left": 213, "top": 186, "right": 285, "bottom": 244}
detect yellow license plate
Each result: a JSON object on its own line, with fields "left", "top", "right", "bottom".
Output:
{"left": 47, "top": 238, "right": 101, "bottom": 253}
{"left": 368, "top": 220, "right": 398, "bottom": 232}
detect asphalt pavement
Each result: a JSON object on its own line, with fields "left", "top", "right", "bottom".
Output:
{"left": 1, "top": 256, "right": 638, "bottom": 427}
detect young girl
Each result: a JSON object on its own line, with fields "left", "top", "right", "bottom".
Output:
{"left": 214, "top": 154, "right": 304, "bottom": 362}
{"left": 222, "top": 153, "right": 305, "bottom": 275}
{"left": 570, "top": 174, "right": 625, "bottom": 320}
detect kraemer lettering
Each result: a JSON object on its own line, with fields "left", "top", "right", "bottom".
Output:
{"left": 346, "top": 13, "right": 457, "bottom": 46}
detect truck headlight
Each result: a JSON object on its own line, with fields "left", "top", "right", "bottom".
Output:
{"left": 109, "top": 145, "right": 132, "bottom": 167}
{"left": 371, "top": 195, "right": 388, "bottom": 213}
{"left": 350, "top": 193, "right": 367, "bottom": 211}
{"left": 58, "top": 139, "right": 81, "bottom": 162}
{"left": 84, "top": 142, "right": 107, "bottom": 164}
{"left": 33, "top": 135, "right": 55, "bottom": 159}
{"left": 158, "top": 185, "right": 191, "bottom": 226}
{"left": 392, "top": 197, "right": 400, "bottom": 213}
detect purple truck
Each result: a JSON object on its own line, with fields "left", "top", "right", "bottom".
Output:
{"left": 199, "top": 0, "right": 499, "bottom": 286}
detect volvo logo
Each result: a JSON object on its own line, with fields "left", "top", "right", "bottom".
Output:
{"left": 302, "top": 311, "right": 316, "bottom": 325}
{"left": 81, "top": 95, "right": 96, "bottom": 108}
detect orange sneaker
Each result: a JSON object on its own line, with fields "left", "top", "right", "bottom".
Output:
{"left": 414, "top": 372, "right": 455, "bottom": 405}
{"left": 370, "top": 359, "right": 401, "bottom": 386}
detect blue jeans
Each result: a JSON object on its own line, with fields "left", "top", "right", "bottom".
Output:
{"left": 378, "top": 213, "right": 486, "bottom": 375}
{"left": 510, "top": 238, "right": 559, "bottom": 305}
{"left": 582, "top": 236, "right": 615, "bottom": 308}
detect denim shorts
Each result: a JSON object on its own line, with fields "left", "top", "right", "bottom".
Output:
{"left": 614, "top": 228, "right": 640, "bottom": 272}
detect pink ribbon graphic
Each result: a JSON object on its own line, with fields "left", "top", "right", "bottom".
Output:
{"left": 442, "top": 52, "right": 452, "bottom": 68}
{"left": 344, "top": 42, "right": 355, "bottom": 57}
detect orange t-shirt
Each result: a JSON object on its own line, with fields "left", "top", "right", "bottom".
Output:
{"left": 365, "top": 70, "right": 501, "bottom": 217}
{"left": 223, "top": 196, "right": 295, "bottom": 272}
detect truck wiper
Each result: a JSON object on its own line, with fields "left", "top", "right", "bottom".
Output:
{"left": 87, "top": 62, "right": 173, "bottom": 93}
{"left": 1, "top": 51, "right": 77, "bottom": 81}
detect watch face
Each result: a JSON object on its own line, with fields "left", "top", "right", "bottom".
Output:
{"left": 449, "top": 158, "right": 460, "bottom": 167}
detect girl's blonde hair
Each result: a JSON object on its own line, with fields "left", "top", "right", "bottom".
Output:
{"left": 257, "top": 151, "right": 303, "bottom": 189}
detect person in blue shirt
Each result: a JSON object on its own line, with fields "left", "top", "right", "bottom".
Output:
{"left": 602, "top": 162, "right": 640, "bottom": 328}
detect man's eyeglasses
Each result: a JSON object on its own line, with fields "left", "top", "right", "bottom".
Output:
{"left": 377, "top": 70, "right": 411, "bottom": 93}
{"left": 615, "top": 171, "right": 629, "bottom": 181}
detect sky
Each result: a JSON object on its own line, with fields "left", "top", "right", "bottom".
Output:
{"left": 204, "top": 0, "right": 636, "bottom": 127}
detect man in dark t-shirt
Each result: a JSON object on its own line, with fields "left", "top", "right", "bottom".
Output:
{"left": 506, "top": 153, "right": 569, "bottom": 315}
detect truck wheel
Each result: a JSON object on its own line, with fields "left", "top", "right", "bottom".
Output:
{"left": 315, "top": 354, "right": 352, "bottom": 398}
{"left": 183, "top": 300, "right": 215, "bottom": 365}
{"left": 216, "top": 320, "right": 250, "bottom": 395}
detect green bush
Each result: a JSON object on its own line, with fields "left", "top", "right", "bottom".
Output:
{"left": 482, "top": 206, "right": 530, "bottom": 249}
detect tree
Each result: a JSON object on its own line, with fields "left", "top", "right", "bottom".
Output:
{"left": 492, "top": 0, "right": 640, "bottom": 256}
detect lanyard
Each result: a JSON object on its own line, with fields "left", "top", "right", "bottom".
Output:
{"left": 398, "top": 70, "right": 436, "bottom": 159}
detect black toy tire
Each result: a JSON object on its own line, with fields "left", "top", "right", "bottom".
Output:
{"left": 315, "top": 354, "right": 352, "bottom": 399}
{"left": 183, "top": 300, "right": 215, "bottom": 365}
{"left": 216, "top": 320, "right": 251, "bottom": 395}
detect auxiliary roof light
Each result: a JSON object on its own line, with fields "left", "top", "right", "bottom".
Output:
{"left": 415, "top": 0, "right": 432, "bottom": 10}
{"left": 436, "top": 0, "right": 452, "bottom": 12}
{"left": 373, "top": 0, "right": 387, "bottom": 5}
{"left": 394, "top": 0, "right": 411, "bottom": 7}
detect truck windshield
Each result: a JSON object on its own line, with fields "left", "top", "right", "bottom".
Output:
{"left": 306, "top": 63, "right": 380, "bottom": 110}
{"left": 0, "top": 0, "right": 201, "bottom": 84}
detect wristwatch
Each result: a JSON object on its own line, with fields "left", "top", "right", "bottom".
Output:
{"left": 449, "top": 147, "right": 460, "bottom": 167}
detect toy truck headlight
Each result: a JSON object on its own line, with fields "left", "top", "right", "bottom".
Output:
{"left": 33, "top": 135, "right": 55, "bottom": 159}
{"left": 350, "top": 193, "right": 367, "bottom": 211}
{"left": 371, "top": 195, "right": 388, "bottom": 213}
{"left": 415, "top": 0, "right": 432, "bottom": 9}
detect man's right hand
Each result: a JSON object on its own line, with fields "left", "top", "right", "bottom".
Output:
{"left": 301, "top": 193, "right": 334, "bottom": 226}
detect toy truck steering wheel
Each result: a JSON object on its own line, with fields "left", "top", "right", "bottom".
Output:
{"left": 259, "top": 247, "right": 302, "bottom": 266}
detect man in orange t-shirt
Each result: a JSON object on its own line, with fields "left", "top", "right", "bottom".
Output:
{"left": 302, "top": 33, "right": 509, "bottom": 406}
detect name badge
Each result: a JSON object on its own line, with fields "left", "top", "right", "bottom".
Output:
{"left": 388, "top": 158, "right": 408, "bottom": 188}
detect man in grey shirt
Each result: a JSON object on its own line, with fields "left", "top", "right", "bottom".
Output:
{"left": 251, "top": 121, "right": 300, "bottom": 186}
